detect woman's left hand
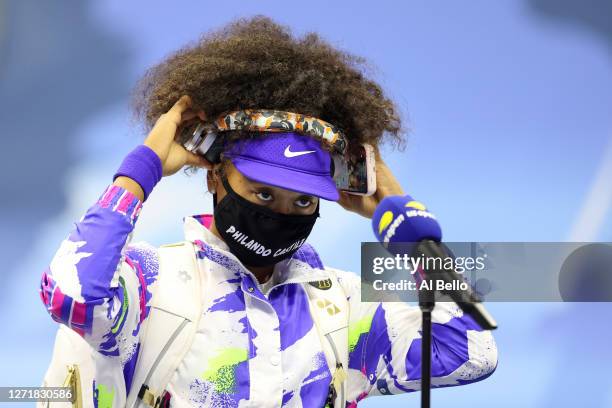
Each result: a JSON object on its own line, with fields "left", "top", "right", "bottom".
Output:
{"left": 337, "top": 151, "right": 405, "bottom": 218}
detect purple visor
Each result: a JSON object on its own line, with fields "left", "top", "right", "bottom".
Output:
{"left": 224, "top": 132, "right": 339, "bottom": 201}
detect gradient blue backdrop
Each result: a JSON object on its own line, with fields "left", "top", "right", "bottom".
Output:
{"left": 1, "top": 0, "right": 611, "bottom": 406}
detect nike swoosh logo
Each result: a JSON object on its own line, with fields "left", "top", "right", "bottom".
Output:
{"left": 284, "top": 145, "right": 316, "bottom": 158}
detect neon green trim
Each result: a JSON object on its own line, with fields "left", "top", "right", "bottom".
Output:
{"left": 111, "top": 276, "right": 128, "bottom": 334}
{"left": 95, "top": 383, "right": 114, "bottom": 408}
{"left": 348, "top": 314, "right": 374, "bottom": 352}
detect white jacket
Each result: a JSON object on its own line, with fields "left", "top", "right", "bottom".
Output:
{"left": 39, "top": 184, "right": 497, "bottom": 407}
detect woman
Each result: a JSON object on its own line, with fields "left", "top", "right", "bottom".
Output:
{"left": 40, "top": 17, "right": 497, "bottom": 407}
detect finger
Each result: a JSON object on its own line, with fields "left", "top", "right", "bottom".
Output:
{"left": 174, "top": 94, "right": 192, "bottom": 110}
{"left": 152, "top": 96, "right": 193, "bottom": 138}
{"left": 177, "top": 110, "right": 204, "bottom": 139}
{"left": 166, "top": 95, "right": 193, "bottom": 124}
{"left": 197, "top": 110, "right": 207, "bottom": 121}
{"left": 185, "top": 151, "right": 213, "bottom": 170}
{"left": 180, "top": 110, "right": 198, "bottom": 123}
{"left": 337, "top": 191, "right": 356, "bottom": 210}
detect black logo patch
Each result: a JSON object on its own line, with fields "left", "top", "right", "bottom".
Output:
{"left": 309, "top": 279, "right": 333, "bottom": 290}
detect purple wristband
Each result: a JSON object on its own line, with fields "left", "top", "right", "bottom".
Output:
{"left": 113, "top": 145, "right": 162, "bottom": 201}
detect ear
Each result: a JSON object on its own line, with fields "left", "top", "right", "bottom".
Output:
{"left": 206, "top": 163, "right": 223, "bottom": 194}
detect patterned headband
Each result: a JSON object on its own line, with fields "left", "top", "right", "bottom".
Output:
{"left": 213, "top": 109, "right": 348, "bottom": 154}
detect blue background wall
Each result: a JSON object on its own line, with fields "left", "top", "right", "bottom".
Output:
{"left": 1, "top": 0, "right": 611, "bottom": 406}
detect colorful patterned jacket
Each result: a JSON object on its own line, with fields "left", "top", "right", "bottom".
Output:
{"left": 39, "top": 184, "right": 497, "bottom": 407}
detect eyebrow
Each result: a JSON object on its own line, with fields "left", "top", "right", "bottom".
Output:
{"left": 248, "top": 181, "right": 316, "bottom": 200}
{"left": 296, "top": 194, "right": 317, "bottom": 201}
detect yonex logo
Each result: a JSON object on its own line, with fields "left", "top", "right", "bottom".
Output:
{"left": 316, "top": 298, "right": 341, "bottom": 315}
{"left": 284, "top": 145, "right": 316, "bottom": 158}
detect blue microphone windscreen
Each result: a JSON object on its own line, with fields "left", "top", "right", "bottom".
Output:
{"left": 372, "top": 195, "right": 442, "bottom": 243}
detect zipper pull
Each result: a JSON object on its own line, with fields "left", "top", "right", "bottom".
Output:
{"left": 63, "top": 364, "right": 82, "bottom": 408}
{"left": 332, "top": 363, "right": 347, "bottom": 390}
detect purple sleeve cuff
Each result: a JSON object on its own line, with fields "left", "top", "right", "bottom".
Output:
{"left": 113, "top": 145, "right": 162, "bottom": 201}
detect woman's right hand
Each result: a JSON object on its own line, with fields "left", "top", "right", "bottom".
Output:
{"left": 114, "top": 95, "right": 212, "bottom": 201}
{"left": 144, "top": 95, "right": 212, "bottom": 176}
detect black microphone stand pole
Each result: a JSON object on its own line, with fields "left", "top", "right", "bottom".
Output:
{"left": 415, "top": 240, "right": 498, "bottom": 408}
{"left": 418, "top": 280, "right": 435, "bottom": 408}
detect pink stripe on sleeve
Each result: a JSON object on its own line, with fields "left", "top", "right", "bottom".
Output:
{"left": 115, "top": 191, "right": 132, "bottom": 215}
{"left": 99, "top": 185, "right": 121, "bottom": 208}
{"left": 71, "top": 301, "right": 87, "bottom": 327}
{"left": 49, "top": 286, "right": 66, "bottom": 320}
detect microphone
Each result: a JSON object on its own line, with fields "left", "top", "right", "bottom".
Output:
{"left": 372, "top": 195, "right": 497, "bottom": 330}
{"left": 372, "top": 195, "right": 442, "bottom": 243}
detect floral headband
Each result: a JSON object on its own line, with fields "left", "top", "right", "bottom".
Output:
{"left": 213, "top": 109, "right": 348, "bottom": 154}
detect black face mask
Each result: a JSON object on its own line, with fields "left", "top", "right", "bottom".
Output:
{"left": 213, "top": 174, "right": 320, "bottom": 267}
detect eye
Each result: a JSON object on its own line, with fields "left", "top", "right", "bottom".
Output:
{"left": 295, "top": 197, "right": 314, "bottom": 208}
{"left": 256, "top": 191, "right": 273, "bottom": 202}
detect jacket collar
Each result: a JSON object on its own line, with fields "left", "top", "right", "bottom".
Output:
{"left": 183, "top": 214, "right": 228, "bottom": 250}
{"left": 182, "top": 214, "right": 330, "bottom": 285}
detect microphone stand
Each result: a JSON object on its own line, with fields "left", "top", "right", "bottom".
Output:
{"left": 415, "top": 240, "right": 498, "bottom": 408}
{"left": 418, "top": 281, "right": 435, "bottom": 408}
